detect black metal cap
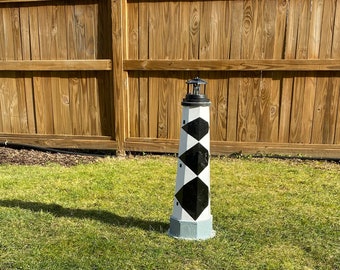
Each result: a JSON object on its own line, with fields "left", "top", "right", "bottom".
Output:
{"left": 182, "top": 77, "right": 211, "bottom": 106}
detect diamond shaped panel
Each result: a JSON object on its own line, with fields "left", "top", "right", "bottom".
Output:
{"left": 182, "top": 117, "right": 209, "bottom": 141}
{"left": 179, "top": 143, "right": 209, "bottom": 175}
{"left": 175, "top": 177, "right": 209, "bottom": 220}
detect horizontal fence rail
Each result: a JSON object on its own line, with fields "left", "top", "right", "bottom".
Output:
{"left": 124, "top": 60, "right": 340, "bottom": 71}
{"left": 0, "top": 60, "right": 112, "bottom": 71}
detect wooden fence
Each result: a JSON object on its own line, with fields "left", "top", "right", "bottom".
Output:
{"left": 0, "top": 0, "right": 340, "bottom": 158}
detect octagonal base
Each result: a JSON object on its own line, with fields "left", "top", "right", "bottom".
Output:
{"left": 169, "top": 216, "right": 215, "bottom": 240}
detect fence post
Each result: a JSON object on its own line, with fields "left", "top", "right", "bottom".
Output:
{"left": 111, "top": 0, "right": 128, "bottom": 155}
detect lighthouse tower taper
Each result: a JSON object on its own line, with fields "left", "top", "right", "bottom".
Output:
{"left": 169, "top": 77, "right": 215, "bottom": 240}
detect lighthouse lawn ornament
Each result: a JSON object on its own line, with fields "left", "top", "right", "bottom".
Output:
{"left": 169, "top": 77, "right": 215, "bottom": 240}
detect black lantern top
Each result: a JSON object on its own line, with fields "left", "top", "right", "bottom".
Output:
{"left": 182, "top": 77, "right": 211, "bottom": 106}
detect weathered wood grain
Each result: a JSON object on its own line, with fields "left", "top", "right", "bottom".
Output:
{"left": 188, "top": 1, "right": 200, "bottom": 59}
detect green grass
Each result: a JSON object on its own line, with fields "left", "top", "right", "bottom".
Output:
{"left": 0, "top": 156, "right": 339, "bottom": 269}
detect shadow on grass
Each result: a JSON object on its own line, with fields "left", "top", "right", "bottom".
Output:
{"left": 0, "top": 199, "right": 169, "bottom": 233}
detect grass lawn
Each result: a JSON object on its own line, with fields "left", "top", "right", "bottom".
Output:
{"left": 0, "top": 156, "right": 339, "bottom": 269}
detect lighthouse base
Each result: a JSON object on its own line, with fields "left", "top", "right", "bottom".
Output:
{"left": 169, "top": 216, "right": 215, "bottom": 240}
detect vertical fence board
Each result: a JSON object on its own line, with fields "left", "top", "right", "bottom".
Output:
{"left": 67, "top": 5, "right": 76, "bottom": 60}
{"left": 306, "top": 0, "right": 322, "bottom": 143}
{"left": 33, "top": 75, "right": 54, "bottom": 134}
{"left": 168, "top": 2, "right": 185, "bottom": 139}
{"left": 87, "top": 73, "right": 101, "bottom": 135}
{"left": 0, "top": 9, "right": 9, "bottom": 131}
{"left": 227, "top": 0, "right": 243, "bottom": 141}
{"left": 3, "top": 8, "right": 14, "bottom": 60}
{"left": 37, "top": 6, "right": 54, "bottom": 134}
{"left": 147, "top": 2, "right": 160, "bottom": 138}
{"left": 279, "top": 0, "right": 298, "bottom": 142}
{"left": 0, "top": 77, "right": 13, "bottom": 132}
{"left": 289, "top": 0, "right": 310, "bottom": 143}
{"left": 112, "top": 0, "right": 128, "bottom": 153}
{"left": 238, "top": 0, "right": 257, "bottom": 141}
{"left": 20, "top": 7, "right": 36, "bottom": 133}
{"left": 127, "top": 1, "right": 139, "bottom": 137}
{"left": 15, "top": 76, "right": 28, "bottom": 132}
{"left": 85, "top": 4, "right": 100, "bottom": 135}
{"left": 67, "top": 6, "right": 80, "bottom": 135}
{"left": 69, "top": 75, "right": 81, "bottom": 134}
{"left": 258, "top": 1, "right": 280, "bottom": 142}
{"left": 332, "top": 0, "right": 340, "bottom": 143}
{"left": 188, "top": 1, "right": 200, "bottom": 59}
{"left": 23, "top": 73, "right": 36, "bottom": 134}
{"left": 51, "top": 4, "right": 72, "bottom": 135}
{"left": 138, "top": 1, "right": 149, "bottom": 137}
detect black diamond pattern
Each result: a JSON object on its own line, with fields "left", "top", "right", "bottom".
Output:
{"left": 182, "top": 117, "right": 209, "bottom": 141}
{"left": 175, "top": 177, "right": 209, "bottom": 220}
{"left": 179, "top": 143, "right": 209, "bottom": 175}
